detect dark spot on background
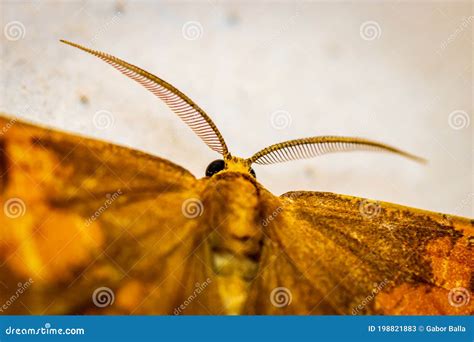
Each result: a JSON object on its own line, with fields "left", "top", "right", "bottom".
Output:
{"left": 79, "top": 94, "right": 89, "bottom": 105}
{"left": 226, "top": 11, "right": 240, "bottom": 26}
{"left": 115, "top": 0, "right": 125, "bottom": 13}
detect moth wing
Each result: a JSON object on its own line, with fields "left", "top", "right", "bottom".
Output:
{"left": 246, "top": 191, "right": 473, "bottom": 314}
{"left": 0, "top": 115, "right": 221, "bottom": 314}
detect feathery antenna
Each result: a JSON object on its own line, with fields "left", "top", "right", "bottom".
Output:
{"left": 248, "top": 136, "right": 426, "bottom": 165}
{"left": 60, "top": 39, "right": 229, "bottom": 157}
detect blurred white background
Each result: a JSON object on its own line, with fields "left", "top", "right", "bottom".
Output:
{"left": 1, "top": 0, "right": 472, "bottom": 216}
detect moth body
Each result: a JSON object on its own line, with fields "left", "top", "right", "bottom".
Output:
{"left": 203, "top": 172, "right": 264, "bottom": 314}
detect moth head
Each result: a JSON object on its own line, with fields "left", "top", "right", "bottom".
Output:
{"left": 205, "top": 157, "right": 256, "bottom": 178}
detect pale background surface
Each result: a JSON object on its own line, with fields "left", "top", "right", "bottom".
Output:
{"left": 1, "top": 0, "right": 472, "bottom": 216}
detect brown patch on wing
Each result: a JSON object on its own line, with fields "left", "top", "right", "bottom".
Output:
{"left": 375, "top": 222, "right": 474, "bottom": 315}
{"left": 375, "top": 283, "right": 474, "bottom": 314}
{"left": 425, "top": 231, "right": 473, "bottom": 290}
{"left": 247, "top": 191, "right": 473, "bottom": 314}
{"left": 376, "top": 221, "right": 474, "bottom": 315}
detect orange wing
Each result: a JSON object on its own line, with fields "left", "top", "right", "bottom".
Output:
{"left": 246, "top": 191, "right": 473, "bottom": 314}
{"left": 0, "top": 114, "right": 222, "bottom": 314}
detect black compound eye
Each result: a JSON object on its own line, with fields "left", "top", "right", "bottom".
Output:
{"left": 205, "top": 159, "right": 225, "bottom": 177}
{"left": 249, "top": 167, "right": 256, "bottom": 178}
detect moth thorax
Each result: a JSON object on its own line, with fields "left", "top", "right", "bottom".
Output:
{"left": 204, "top": 174, "right": 263, "bottom": 314}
